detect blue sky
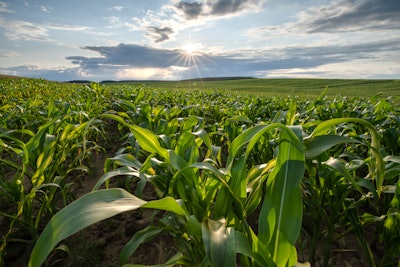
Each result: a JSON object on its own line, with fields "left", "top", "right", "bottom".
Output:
{"left": 0, "top": 0, "right": 399, "bottom": 81}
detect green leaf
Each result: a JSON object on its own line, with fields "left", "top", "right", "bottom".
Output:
{"left": 304, "top": 135, "right": 358, "bottom": 159}
{"left": 131, "top": 125, "right": 169, "bottom": 159}
{"left": 202, "top": 218, "right": 236, "bottom": 267}
{"left": 101, "top": 114, "right": 168, "bottom": 158}
{"left": 141, "top": 197, "right": 188, "bottom": 216}
{"left": 322, "top": 157, "right": 363, "bottom": 194}
{"left": 29, "top": 189, "right": 186, "bottom": 267}
{"left": 92, "top": 166, "right": 143, "bottom": 190}
{"left": 234, "top": 230, "right": 276, "bottom": 267}
{"left": 227, "top": 123, "right": 296, "bottom": 169}
{"left": 286, "top": 95, "right": 297, "bottom": 126}
{"left": 384, "top": 155, "right": 400, "bottom": 164}
{"left": 120, "top": 226, "right": 164, "bottom": 265}
{"left": 307, "top": 117, "right": 384, "bottom": 196}
{"left": 122, "top": 252, "right": 185, "bottom": 267}
{"left": 258, "top": 127, "right": 304, "bottom": 267}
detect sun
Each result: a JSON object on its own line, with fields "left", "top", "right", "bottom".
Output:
{"left": 181, "top": 42, "right": 202, "bottom": 55}
{"left": 173, "top": 41, "right": 210, "bottom": 79}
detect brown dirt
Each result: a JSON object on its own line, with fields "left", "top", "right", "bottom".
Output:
{"left": 2, "top": 152, "right": 390, "bottom": 266}
{"left": 48, "top": 153, "right": 178, "bottom": 267}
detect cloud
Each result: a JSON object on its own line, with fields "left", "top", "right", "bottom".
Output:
{"left": 0, "top": 17, "right": 107, "bottom": 41}
{"left": 0, "top": 18, "right": 49, "bottom": 41}
{"left": 66, "top": 44, "right": 182, "bottom": 68}
{"left": 249, "top": 0, "right": 400, "bottom": 38}
{"left": 146, "top": 26, "right": 174, "bottom": 43}
{"left": 116, "top": 67, "right": 181, "bottom": 80}
{"left": 46, "top": 23, "right": 93, "bottom": 32}
{"left": 40, "top": 5, "right": 52, "bottom": 13}
{"left": 0, "top": 65, "right": 84, "bottom": 81}
{"left": 0, "top": 49, "right": 19, "bottom": 57}
{"left": 131, "top": 0, "right": 265, "bottom": 43}
{"left": 103, "top": 16, "right": 124, "bottom": 29}
{"left": 176, "top": 1, "right": 203, "bottom": 19}
{"left": 210, "top": 0, "right": 261, "bottom": 15}
{"left": 111, "top": 5, "right": 124, "bottom": 11}
{"left": 174, "top": 0, "right": 264, "bottom": 19}
{"left": 5, "top": 34, "right": 399, "bottom": 81}
{"left": 0, "top": 1, "right": 12, "bottom": 13}
{"left": 60, "top": 38, "right": 400, "bottom": 81}
{"left": 265, "top": 58, "right": 400, "bottom": 79}
{"left": 295, "top": 0, "right": 400, "bottom": 33}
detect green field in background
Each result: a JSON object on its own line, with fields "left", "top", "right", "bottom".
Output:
{"left": 104, "top": 78, "right": 400, "bottom": 98}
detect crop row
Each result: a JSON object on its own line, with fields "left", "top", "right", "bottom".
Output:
{"left": 0, "top": 78, "right": 399, "bottom": 266}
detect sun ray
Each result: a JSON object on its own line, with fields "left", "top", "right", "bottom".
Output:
{"left": 164, "top": 40, "right": 216, "bottom": 80}
{"left": 181, "top": 42, "right": 202, "bottom": 56}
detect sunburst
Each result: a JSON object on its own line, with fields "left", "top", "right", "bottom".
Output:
{"left": 181, "top": 42, "right": 202, "bottom": 56}
{"left": 167, "top": 41, "right": 214, "bottom": 80}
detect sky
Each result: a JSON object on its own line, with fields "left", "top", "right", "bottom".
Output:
{"left": 0, "top": 0, "right": 399, "bottom": 81}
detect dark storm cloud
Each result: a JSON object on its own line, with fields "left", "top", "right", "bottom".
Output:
{"left": 146, "top": 26, "right": 174, "bottom": 43}
{"left": 175, "top": 0, "right": 263, "bottom": 19}
{"left": 300, "top": 0, "right": 400, "bottom": 33}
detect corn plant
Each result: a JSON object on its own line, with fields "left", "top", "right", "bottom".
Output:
{"left": 0, "top": 82, "right": 109, "bottom": 266}
{"left": 300, "top": 118, "right": 387, "bottom": 266}
{"left": 28, "top": 107, "right": 386, "bottom": 267}
{"left": 0, "top": 101, "right": 105, "bottom": 265}
{"left": 2, "top": 78, "right": 397, "bottom": 266}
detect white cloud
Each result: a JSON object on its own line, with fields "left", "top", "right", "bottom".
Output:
{"left": 0, "top": 18, "right": 50, "bottom": 41}
{"left": 46, "top": 23, "right": 93, "bottom": 32}
{"left": 40, "top": 5, "right": 52, "bottom": 13}
{"left": 129, "top": 0, "right": 266, "bottom": 43}
{"left": 116, "top": 67, "right": 175, "bottom": 80}
{"left": 250, "top": 0, "right": 400, "bottom": 38}
{"left": 0, "top": 17, "right": 110, "bottom": 41}
{"left": 103, "top": 16, "right": 124, "bottom": 29}
{"left": 111, "top": 5, "right": 124, "bottom": 11}
{"left": 0, "top": 49, "right": 19, "bottom": 57}
{"left": 266, "top": 58, "right": 400, "bottom": 79}
{"left": 0, "top": 1, "right": 12, "bottom": 13}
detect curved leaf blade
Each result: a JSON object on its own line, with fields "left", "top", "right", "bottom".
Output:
{"left": 29, "top": 189, "right": 185, "bottom": 267}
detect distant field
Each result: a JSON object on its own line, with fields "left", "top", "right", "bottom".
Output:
{"left": 105, "top": 78, "right": 400, "bottom": 98}
{"left": 1, "top": 75, "right": 399, "bottom": 99}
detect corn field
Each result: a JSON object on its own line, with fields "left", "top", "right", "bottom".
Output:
{"left": 0, "top": 78, "right": 399, "bottom": 266}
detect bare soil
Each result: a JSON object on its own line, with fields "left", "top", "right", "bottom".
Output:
{"left": 2, "top": 152, "right": 387, "bottom": 266}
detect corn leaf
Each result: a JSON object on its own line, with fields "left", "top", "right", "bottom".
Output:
{"left": 120, "top": 226, "right": 164, "bottom": 265}
{"left": 258, "top": 126, "right": 304, "bottom": 267}
{"left": 322, "top": 157, "right": 363, "bottom": 193}
{"left": 304, "top": 135, "right": 359, "bottom": 159}
{"left": 92, "top": 166, "right": 143, "bottom": 190}
{"left": 202, "top": 218, "right": 236, "bottom": 267}
{"left": 29, "top": 189, "right": 187, "bottom": 267}
{"left": 122, "top": 252, "right": 185, "bottom": 267}
{"left": 234, "top": 230, "right": 276, "bottom": 267}
{"left": 307, "top": 117, "right": 384, "bottom": 196}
